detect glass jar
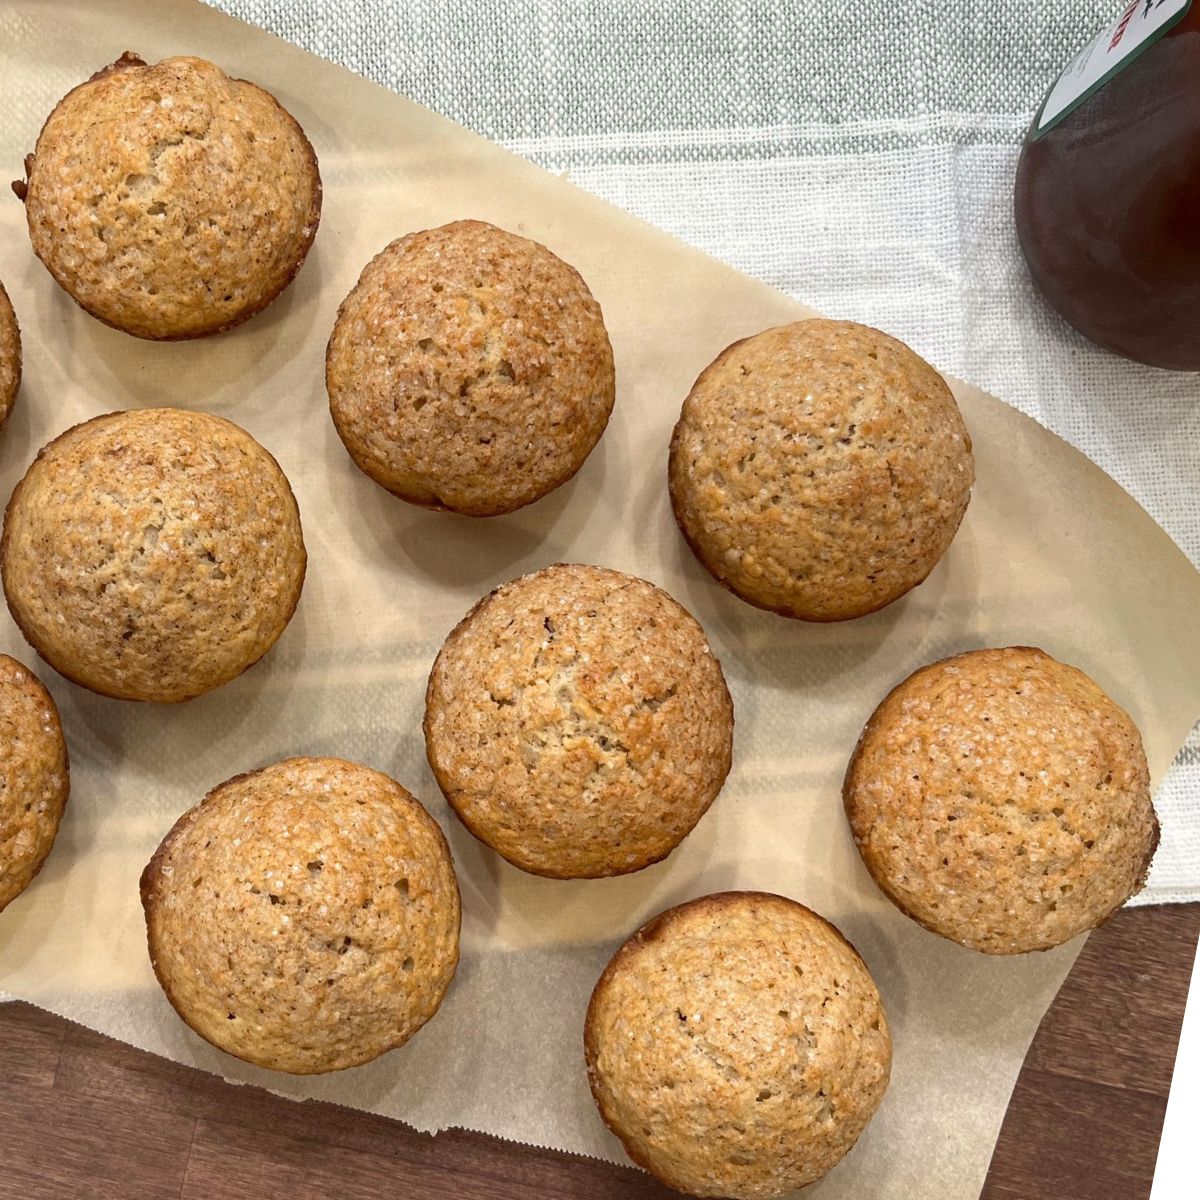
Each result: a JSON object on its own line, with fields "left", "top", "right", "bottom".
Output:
{"left": 1015, "top": 1, "right": 1200, "bottom": 370}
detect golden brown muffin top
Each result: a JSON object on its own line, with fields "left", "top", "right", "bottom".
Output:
{"left": 0, "top": 281, "right": 19, "bottom": 427}
{"left": 669, "top": 319, "right": 974, "bottom": 621}
{"left": 17, "top": 53, "right": 321, "bottom": 339}
{"left": 327, "top": 220, "right": 615, "bottom": 516}
{"left": 844, "top": 647, "right": 1158, "bottom": 954}
{"left": 141, "top": 757, "right": 461, "bottom": 1074}
{"left": 0, "top": 654, "right": 69, "bottom": 913}
{"left": 585, "top": 892, "right": 892, "bottom": 1199}
{"left": 2, "top": 408, "right": 306, "bottom": 703}
{"left": 424, "top": 563, "right": 733, "bottom": 878}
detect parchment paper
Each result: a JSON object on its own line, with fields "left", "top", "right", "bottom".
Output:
{"left": 1, "top": 2, "right": 1199, "bottom": 1196}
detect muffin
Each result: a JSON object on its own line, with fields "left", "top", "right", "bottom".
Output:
{"left": 0, "top": 281, "right": 19, "bottom": 428}
{"left": 140, "top": 756, "right": 461, "bottom": 1074}
{"left": 424, "top": 563, "right": 733, "bottom": 878}
{"left": 2, "top": 408, "right": 306, "bottom": 703}
{"left": 0, "top": 655, "right": 69, "bottom": 913}
{"left": 326, "top": 220, "right": 615, "bottom": 516}
{"left": 843, "top": 647, "right": 1158, "bottom": 954}
{"left": 585, "top": 892, "right": 891, "bottom": 1199}
{"left": 669, "top": 319, "right": 974, "bottom": 621}
{"left": 15, "top": 52, "right": 321, "bottom": 339}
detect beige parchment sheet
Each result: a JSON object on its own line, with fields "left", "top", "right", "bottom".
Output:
{"left": 1, "top": 2, "right": 1199, "bottom": 1196}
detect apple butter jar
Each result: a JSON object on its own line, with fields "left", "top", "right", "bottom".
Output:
{"left": 1015, "top": 1, "right": 1200, "bottom": 369}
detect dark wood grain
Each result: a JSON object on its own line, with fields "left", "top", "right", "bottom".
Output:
{"left": 982, "top": 903, "right": 1199, "bottom": 1200}
{"left": 2, "top": 903, "right": 1195, "bottom": 1199}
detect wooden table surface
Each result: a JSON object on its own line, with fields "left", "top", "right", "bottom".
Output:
{"left": 3, "top": 902, "right": 1195, "bottom": 1200}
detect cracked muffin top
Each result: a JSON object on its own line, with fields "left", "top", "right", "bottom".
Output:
{"left": 843, "top": 647, "right": 1158, "bottom": 954}
{"left": 326, "top": 220, "right": 615, "bottom": 517}
{"left": 669, "top": 319, "right": 974, "bottom": 621}
{"left": 0, "top": 281, "right": 19, "bottom": 429}
{"left": 423, "top": 563, "right": 733, "bottom": 878}
{"left": 585, "top": 892, "right": 891, "bottom": 1199}
{"left": 15, "top": 53, "right": 321, "bottom": 339}
{"left": 1, "top": 408, "right": 306, "bottom": 703}
{"left": 0, "top": 654, "right": 69, "bottom": 914}
{"left": 141, "top": 757, "right": 460, "bottom": 1074}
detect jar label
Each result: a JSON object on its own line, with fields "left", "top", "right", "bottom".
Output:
{"left": 1034, "top": 0, "right": 1192, "bottom": 138}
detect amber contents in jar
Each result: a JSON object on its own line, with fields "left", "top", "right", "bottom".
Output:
{"left": 1015, "top": 5, "right": 1200, "bottom": 370}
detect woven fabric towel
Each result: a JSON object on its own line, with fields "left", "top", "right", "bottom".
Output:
{"left": 210, "top": 0, "right": 1200, "bottom": 902}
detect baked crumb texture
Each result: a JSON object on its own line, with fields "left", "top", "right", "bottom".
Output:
{"left": 1, "top": 408, "right": 306, "bottom": 703}
{"left": 585, "top": 891, "right": 891, "bottom": 1199}
{"left": 0, "top": 654, "right": 69, "bottom": 913}
{"left": 327, "top": 220, "right": 615, "bottom": 516}
{"left": 669, "top": 319, "right": 974, "bottom": 621}
{"left": 0, "top": 280, "right": 20, "bottom": 427}
{"left": 18, "top": 53, "right": 321, "bottom": 339}
{"left": 424, "top": 563, "right": 733, "bottom": 877}
{"left": 141, "top": 756, "right": 461, "bottom": 1074}
{"left": 844, "top": 647, "right": 1158, "bottom": 954}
